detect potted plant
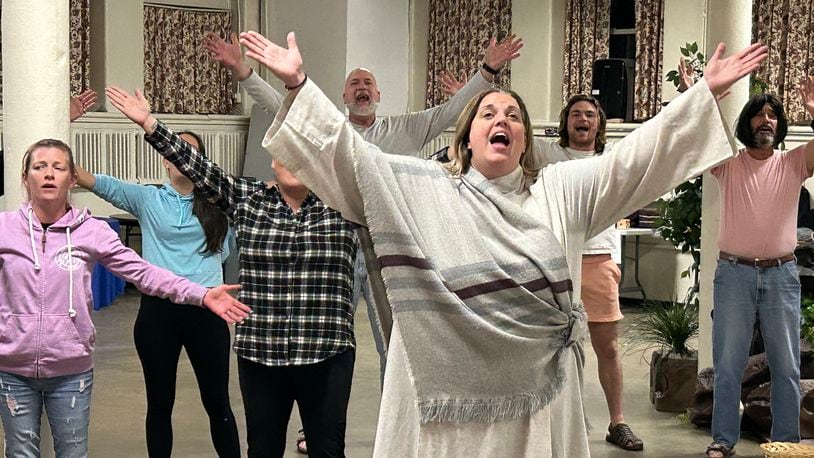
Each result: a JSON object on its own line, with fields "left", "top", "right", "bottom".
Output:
{"left": 653, "top": 177, "right": 702, "bottom": 302}
{"left": 625, "top": 296, "right": 699, "bottom": 412}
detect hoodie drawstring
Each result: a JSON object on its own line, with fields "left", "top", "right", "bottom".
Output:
{"left": 27, "top": 208, "right": 41, "bottom": 271}
{"left": 66, "top": 227, "right": 76, "bottom": 318}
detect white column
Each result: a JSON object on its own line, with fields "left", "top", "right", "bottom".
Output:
{"left": 698, "top": 0, "right": 752, "bottom": 370}
{"left": 2, "top": 0, "right": 71, "bottom": 209}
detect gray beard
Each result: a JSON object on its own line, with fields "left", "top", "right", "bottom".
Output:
{"left": 346, "top": 99, "right": 378, "bottom": 117}
{"left": 755, "top": 132, "right": 774, "bottom": 149}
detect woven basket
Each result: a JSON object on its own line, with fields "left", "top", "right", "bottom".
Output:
{"left": 761, "top": 442, "right": 814, "bottom": 457}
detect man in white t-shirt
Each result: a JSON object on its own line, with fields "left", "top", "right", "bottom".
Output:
{"left": 535, "top": 95, "right": 643, "bottom": 451}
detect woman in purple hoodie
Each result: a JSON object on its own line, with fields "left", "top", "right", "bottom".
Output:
{"left": 0, "top": 139, "right": 251, "bottom": 457}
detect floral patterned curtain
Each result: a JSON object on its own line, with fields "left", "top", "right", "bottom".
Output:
{"left": 633, "top": 0, "right": 664, "bottom": 120}
{"left": 143, "top": 5, "right": 233, "bottom": 114}
{"left": 0, "top": 0, "right": 91, "bottom": 99}
{"left": 425, "top": 0, "right": 512, "bottom": 108}
{"left": 562, "top": 0, "right": 611, "bottom": 104}
{"left": 753, "top": 0, "right": 814, "bottom": 123}
{"left": 70, "top": 0, "right": 91, "bottom": 95}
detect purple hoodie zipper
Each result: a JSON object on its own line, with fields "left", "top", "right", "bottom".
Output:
{"left": 35, "top": 227, "right": 47, "bottom": 378}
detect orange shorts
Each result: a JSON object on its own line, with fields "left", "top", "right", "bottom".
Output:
{"left": 581, "top": 254, "right": 623, "bottom": 323}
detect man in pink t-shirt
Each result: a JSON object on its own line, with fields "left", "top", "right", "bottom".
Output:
{"left": 706, "top": 87, "right": 814, "bottom": 458}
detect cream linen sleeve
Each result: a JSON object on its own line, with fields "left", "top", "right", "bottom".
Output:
{"left": 531, "top": 78, "right": 739, "bottom": 240}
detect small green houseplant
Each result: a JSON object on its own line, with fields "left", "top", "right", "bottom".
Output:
{"left": 665, "top": 42, "right": 706, "bottom": 89}
{"left": 625, "top": 296, "right": 699, "bottom": 412}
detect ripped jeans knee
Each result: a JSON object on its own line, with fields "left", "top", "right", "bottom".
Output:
{"left": 0, "top": 370, "right": 93, "bottom": 458}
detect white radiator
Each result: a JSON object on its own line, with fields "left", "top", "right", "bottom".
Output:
{"left": 66, "top": 115, "right": 249, "bottom": 183}
{"left": 419, "top": 130, "right": 454, "bottom": 159}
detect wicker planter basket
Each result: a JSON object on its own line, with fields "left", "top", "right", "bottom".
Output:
{"left": 761, "top": 442, "right": 814, "bottom": 457}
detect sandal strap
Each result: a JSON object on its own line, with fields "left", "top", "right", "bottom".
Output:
{"left": 706, "top": 442, "right": 734, "bottom": 456}
{"left": 607, "top": 423, "right": 643, "bottom": 449}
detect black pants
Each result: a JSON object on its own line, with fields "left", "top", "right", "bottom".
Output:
{"left": 134, "top": 294, "right": 240, "bottom": 458}
{"left": 238, "top": 349, "right": 355, "bottom": 458}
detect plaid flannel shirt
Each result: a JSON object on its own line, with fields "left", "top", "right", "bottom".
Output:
{"left": 146, "top": 121, "right": 357, "bottom": 366}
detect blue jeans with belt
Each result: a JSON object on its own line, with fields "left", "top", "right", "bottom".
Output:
{"left": 712, "top": 258, "right": 801, "bottom": 447}
{"left": 0, "top": 369, "right": 94, "bottom": 458}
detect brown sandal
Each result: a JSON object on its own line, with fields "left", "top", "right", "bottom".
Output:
{"left": 606, "top": 423, "right": 644, "bottom": 451}
{"left": 706, "top": 441, "right": 735, "bottom": 457}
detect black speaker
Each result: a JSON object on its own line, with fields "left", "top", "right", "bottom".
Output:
{"left": 591, "top": 58, "right": 634, "bottom": 122}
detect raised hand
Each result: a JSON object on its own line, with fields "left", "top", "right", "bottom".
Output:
{"left": 797, "top": 76, "right": 814, "bottom": 117}
{"left": 69, "top": 89, "right": 98, "bottom": 122}
{"left": 483, "top": 34, "right": 524, "bottom": 71}
{"left": 204, "top": 31, "right": 252, "bottom": 81}
{"left": 239, "top": 31, "right": 304, "bottom": 88}
{"left": 105, "top": 86, "right": 156, "bottom": 132}
{"left": 440, "top": 70, "right": 465, "bottom": 97}
{"left": 202, "top": 284, "right": 251, "bottom": 324}
{"left": 702, "top": 42, "right": 768, "bottom": 98}
{"left": 677, "top": 58, "right": 695, "bottom": 93}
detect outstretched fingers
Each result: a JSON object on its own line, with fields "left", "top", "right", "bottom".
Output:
{"left": 104, "top": 86, "right": 128, "bottom": 109}
{"left": 239, "top": 31, "right": 303, "bottom": 87}
{"left": 78, "top": 89, "right": 97, "bottom": 109}
{"left": 501, "top": 34, "right": 524, "bottom": 56}
{"left": 205, "top": 284, "right": 251, "bottom": 324}
{"left": 737, "top": 44, "right": 769, "bottom": 75}
{"left": 239, "top": 30, "right": 272, "bottom": 55}
{"left": 704, "top": 42, "right": 768, "bottom": 97}
{"left": 798, "top": 76, "right": 814, "bottom": 99}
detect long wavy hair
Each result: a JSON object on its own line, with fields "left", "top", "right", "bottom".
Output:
{"left": 557, "top": 94, "right": 607, "bottom": 154}
{"left": 177, "top": 131, "right": 229, "bottom": 255}
{"left": 445, "top": 89, "right": 539, "bottom": 181}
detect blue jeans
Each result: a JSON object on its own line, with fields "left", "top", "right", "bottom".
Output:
{"left": 712, "top": 259, "right": 801, "bottom": 446}
{"left": 351, "top": 249, "right": 387, "bottom": 386}
{"left": 0, "top": 369, "right": 93, "bottom": 458}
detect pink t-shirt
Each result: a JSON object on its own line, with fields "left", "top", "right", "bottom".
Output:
{"left": 713, "top": 146, "right": 809, "bottom": 259}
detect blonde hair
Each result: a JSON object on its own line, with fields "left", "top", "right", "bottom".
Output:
{"left": 444, "top": 89, "right": 538, "bottom": 180}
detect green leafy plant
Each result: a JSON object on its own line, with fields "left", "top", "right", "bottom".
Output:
{"left": 666, "top": 41, "right": 769, "bottom": 96}
{"left": 750, "top": 75, "right": 770, "bottom": 96}
{"left": 665, "top": 42, "right": 706, "bottom": 88}
{"left": 625, "top": 297, "right": 699, "bottom": 358}
{"left": 653, "top": 176, "right": 702, "bottom": 303}
{"left": 802, "top": 294, "right": 814, "bottom": 346}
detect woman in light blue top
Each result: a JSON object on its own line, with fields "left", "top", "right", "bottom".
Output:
{"left": 76, "top": 131, "right": 240, "bottom": 458}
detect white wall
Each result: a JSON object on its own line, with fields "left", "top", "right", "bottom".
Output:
{"left": 408, "top": 0, "right": 430, "bottom": 111}
{"left": 265, "top": 0, "right": 348, "bottom": 109}
{"left": 346, "top": 0, "right": 410, "bottom": 115}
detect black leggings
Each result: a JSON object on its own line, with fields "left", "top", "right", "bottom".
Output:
{"left": 238, "top": 349, "right": 355, "bottom": 458}
{"left": 134, "top": 294, "right": 240, "bottom": 458}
